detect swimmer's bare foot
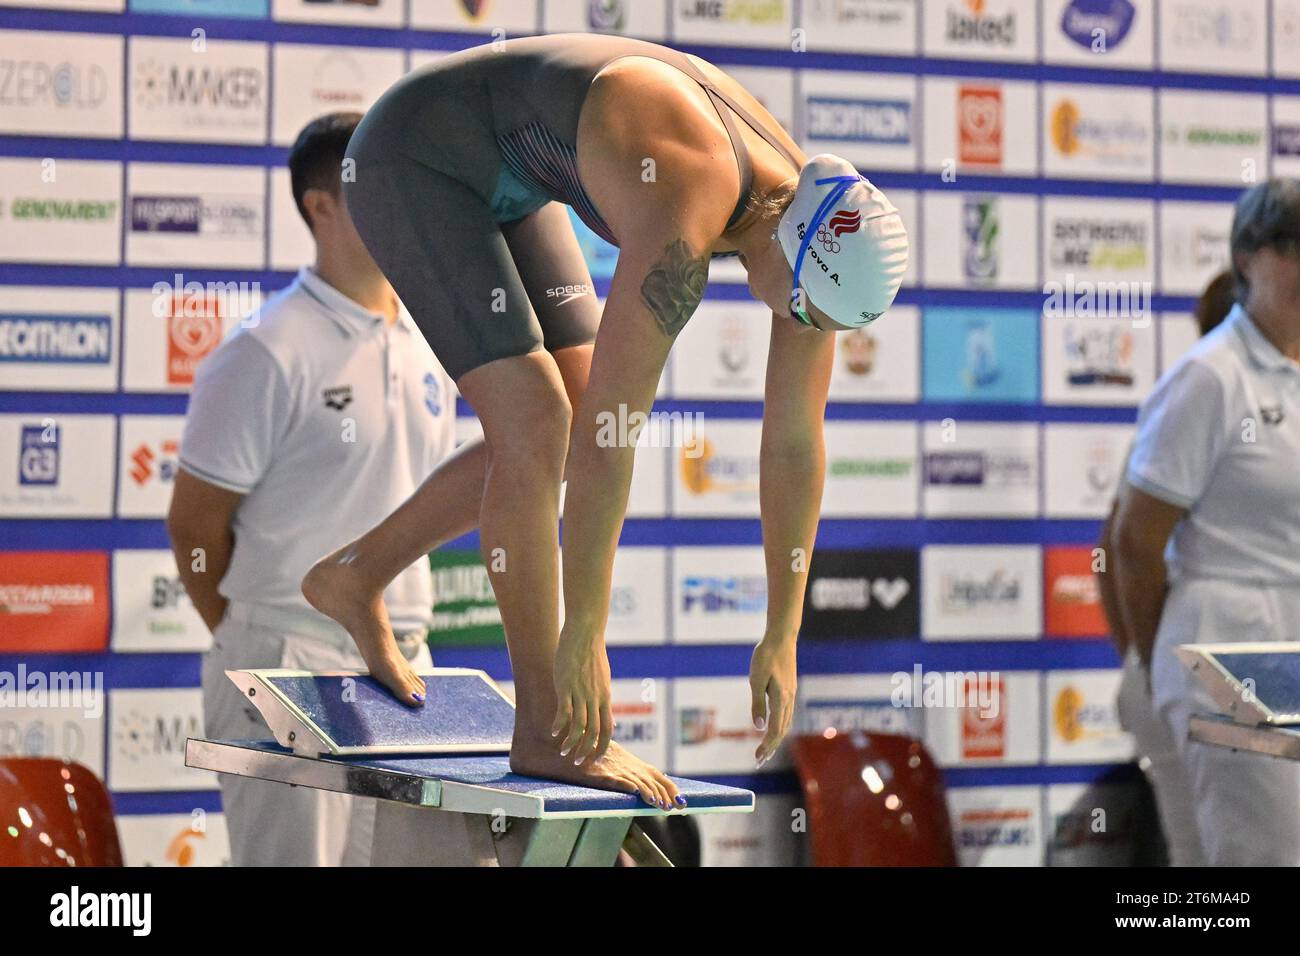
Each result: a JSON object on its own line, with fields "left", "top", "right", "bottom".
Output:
{"left": 302, "top": 549, "right": 426, "bottom": 706}
{"left": 510, "top": 729, "right": 684, "bottom": 810}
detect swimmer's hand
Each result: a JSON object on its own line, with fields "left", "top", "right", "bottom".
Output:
{"left": 551, "top": 629, "right": 614, "bottom": 765}
{"left": 750, "top": 636, "right": 797, "bottom": 767}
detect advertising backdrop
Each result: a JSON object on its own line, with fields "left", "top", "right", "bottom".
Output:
{"left": 1, "top": 0, "right": 1293, "bottom": 866}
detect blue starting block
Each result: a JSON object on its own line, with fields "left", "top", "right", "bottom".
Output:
{"left": 1179, "top": 643, "right": 1300, "bottom": 759}
{"left": 185, "top": 668, "right": 754, "bottom": 867}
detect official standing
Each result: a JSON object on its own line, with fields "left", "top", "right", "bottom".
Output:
{"left": 1114, "top": 179, "right": 1300, "bottom": 865}
{"left": 1097, "top": 270, "right": 1232, "bottom": 866}
{"left": 167, "top": 113, "right": 456, "bottom": 866}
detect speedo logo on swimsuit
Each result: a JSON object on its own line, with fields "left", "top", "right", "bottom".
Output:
{"left": 546, "top": 283, "right": 594, "bottom": 306}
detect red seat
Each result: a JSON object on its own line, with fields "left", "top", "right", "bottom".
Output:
{"left": 0, "top": 758, "right": 123, "bottom": 867}
{"left": 791, "top": 731, "right": 958, "bottom": 867}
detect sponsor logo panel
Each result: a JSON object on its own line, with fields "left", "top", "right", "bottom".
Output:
{"left": 672, "top": 676, "right": 781, "bottom": 774}
{"left": 801, "top": 548, "right": 919, "bottom": 639}
{"left": 126, "top": 163, "right": 266, "bottom": 269}
{"left": 0, "top": 551, "right": 110, "bottom": 653}
{"left": 671, "top": 0, "right": 794, "bottom": 47}
{"left": 1043, "top": 422, "right": 1133, "bottom": 517}
{"left": 1042, "top": 0, "right": 1150, "bottom": 67}
{"left": 922, "top": 193, "right": 1039, "bottom": 289}
{"left": 111, "top": 549, "right": 211, "bottom": 653}
{"left": 672, "top": 546, "right": 767, "bottom": 645}
{"left": 0, "top": 158, "right": 122, "bottom": 265}
{"left": 799, "top": 0, "right": 917, "bottom": 54}
{"left": 827, "top": 304, "right": 920, "bottom": 402}
{"left": 0, "top": 286, "right": 120, "bottom": 392}
{"left": 923, "top": 672, "right": 1042, "bottom": 767}
{"left": 108, "top": 688, "right": 214, "bottom": 791}
{"left": 1041, "top": 314, "right": 1157, "bottom": 406}
{"left": 922, "top": 307, "right": 1040, "bottom": 403}
{"left": 921, "top": 544, "right": 1042, "bottom": 640}
{"left": 922, "top": 0, "right": 1038, "bottom": 62}
{"left": 543, "top": 0, "right": 667, "bottom": 38}
{"left": 1043, "top": 545, "right": 1110, "bottom": 638}
{"left": 0, "top": 413, "right": 115, "bottom": 517}
{"left": 0, "top": 29, "right": 124, "bottom": 138}
{"left": 272, "top": 0, "right": 404, "bottom": 27}
{"left": 921, "top": 422, "right": 1040, "bottom": 518}
{"left": 821, "top": 421, "right": 918, "bottom": 517}
{"left": 1042, "top": 196, "right": 1155, "bottom": 286}
{"left": 1043, "top": 83, "right": 1154, "bottom": 180}
{"left": 115, "top": 813, "right": 232, "bottom": 867}
{"left": 129, "top": 36, "right": 268, "bottom": 145}
{"left": 672, "top": 419, "right": 761, "bottom": 518}
{"left": 1159, "top": 89, "right": 1269, "bottom": 184}
{"left": 800, "top": 70, "right": 917, "bottom": 169}
{"left": 1045, "top": 669, "right": 1133, "bottom": 764}
{"left": 271, "top": 44, "right": 404, "bottom": 146}
{"left": 947, "top": 785, "right": 1044, "bottom": 866}
{"left": 670, "top": 300, "right": 770, "bottom": 400}
{"left": 1158, "top": 0, "right": 1268, "bottom": 76}
{"left": 116, "top": 415, "right": 184, "bottom": 518}
{"left": 602, "top": 547, "right": 668, "bottom": 647}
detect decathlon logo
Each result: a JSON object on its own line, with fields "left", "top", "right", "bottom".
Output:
{"left": 50, "top": 886, "right": 151, "bottom": 936}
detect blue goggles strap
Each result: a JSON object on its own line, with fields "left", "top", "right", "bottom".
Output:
{"left": 790, "top": 173, "right": 862, "bottom": 327}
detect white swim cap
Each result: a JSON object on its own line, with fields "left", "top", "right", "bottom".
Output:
{"left": 775, "top": 154, "right": 909, "bottom": 331}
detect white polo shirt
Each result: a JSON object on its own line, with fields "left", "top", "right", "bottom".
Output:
{"left": 179, "top": 267, "right": 456, "bottom": 629}
{"left": 1127, "top": 304, "right": 1300, "bottom": 585}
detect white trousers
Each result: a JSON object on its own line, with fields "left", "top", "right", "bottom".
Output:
{"left": 1116, "top": 648, "right": 1205, "bottom": 865}
{"left": 201, "top": 601, "right": 432, "bottom": 867}
{"left": 1151, "top": 576, "right": 1300, "bottom": 866}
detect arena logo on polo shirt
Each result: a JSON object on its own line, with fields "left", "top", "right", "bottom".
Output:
{"left": 0, "top": 551, "right": 110, "bottom": 654}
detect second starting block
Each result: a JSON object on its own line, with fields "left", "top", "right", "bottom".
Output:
{"left": 185, "top": 668, "right": 755, "bottom": 867}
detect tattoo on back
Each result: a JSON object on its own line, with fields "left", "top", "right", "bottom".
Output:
{"left": 640, "top": 238, "right": 709, "bottom": 337}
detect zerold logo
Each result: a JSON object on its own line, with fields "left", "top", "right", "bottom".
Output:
{"left": 322, "top": 385, "right": 353, "bottom": 411}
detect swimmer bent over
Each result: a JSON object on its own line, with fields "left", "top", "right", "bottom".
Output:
{"left": 302, "top": 34, "right": 908, "bottom": 809}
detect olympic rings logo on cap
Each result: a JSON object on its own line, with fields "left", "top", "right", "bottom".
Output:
{"left": 815, "top": 224, "right": 840, "bottom": 254}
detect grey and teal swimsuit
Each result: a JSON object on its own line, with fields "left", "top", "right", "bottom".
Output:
{"left": 344, "top": 33, "right": 799, "bottom": 380}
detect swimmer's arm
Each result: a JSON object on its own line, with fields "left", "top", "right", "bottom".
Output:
{"left": 560, "top": 235, "right": 709, "bottom": 636}
{"left": 1113, "top": 482, "right": 1184, "bottom": 669}
{"left": 554, "top": 230, "right": 714, "bottom": 762}
{"left": 750, "top": 314, "right": 836, "bottom": 764}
